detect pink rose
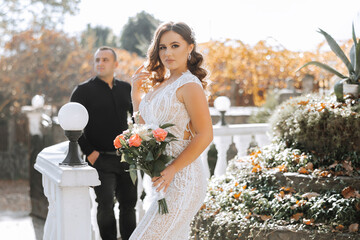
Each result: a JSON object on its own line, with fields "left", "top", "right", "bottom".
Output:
{"left": 152, "top": 128, "right": 168, "bottom": 142}
{"left": 129, "top": 134, "right": 142, "bottom": 147}
{"left": 113, "top": 135, "right": 125, "bottom": 149}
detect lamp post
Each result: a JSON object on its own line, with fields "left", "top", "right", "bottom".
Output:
{"left": 58, "top": 102, "right": 89, "bottom": 166}
{"left": 214, "top": 96, "right": 231, "bottom": 126}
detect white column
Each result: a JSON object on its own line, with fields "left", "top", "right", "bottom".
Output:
{"left": 35, "top": 141, "right": 100, "bottom": 240}
{"left": 213, "top": 135, "right": 232, "bottom": 177}
{"left": 233, "top": 134, "right": 252, "bottom": 157}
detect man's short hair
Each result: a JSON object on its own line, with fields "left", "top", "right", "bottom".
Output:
{"left": 96, "top": 46, "right": 117, "bottom": 62}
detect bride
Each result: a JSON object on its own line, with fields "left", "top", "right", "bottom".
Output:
{"left": 130, "top": 21, "right": 213, "bottom": 240}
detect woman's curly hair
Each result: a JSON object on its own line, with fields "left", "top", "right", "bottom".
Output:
{"left": 145, "top": 22, "right": 208, "bottom": 89}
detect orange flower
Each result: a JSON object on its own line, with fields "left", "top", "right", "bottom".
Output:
{"left": 129, "top": 134, "right": 142, "bottom": 147}
{"left": 152, "top": 128, "right": 168, "bottom": 142}
{"left": 113, "top": 135, "right": 125, "bottom": 149}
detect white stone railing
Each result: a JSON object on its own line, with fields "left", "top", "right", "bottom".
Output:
{"left": 35, "top": 123, "right": 270, "bottom": 239}
{"left": 207, "top": 123, "right": 271, "bottom": 177}
{"left": 34, "top": 142, "right": 100, "bottom": 240}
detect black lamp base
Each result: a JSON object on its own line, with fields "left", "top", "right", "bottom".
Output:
{"left": 216, "top": 111, "right": 228, "bottom": 126}
{"left": 59, "top": 130, "right": 88, "bottom": 166}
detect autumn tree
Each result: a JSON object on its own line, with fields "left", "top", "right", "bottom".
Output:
{"left": 120, "top": 11, "right": 161, "bottom": 57}
{"left": 0, "top": 29, "right": 93, "bottom": 118}
{"left": 114, "top": 49, "right": 144, "bottom": 83}
{"left": 0, "top": 0, "right": 80, "bottom": 46}
{"left": 200, "top": 39, "right": 348, "bottom": 106}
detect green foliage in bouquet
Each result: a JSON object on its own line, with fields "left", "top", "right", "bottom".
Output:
{"left": 269, "top": 94, "right": 360, "bottom": 168}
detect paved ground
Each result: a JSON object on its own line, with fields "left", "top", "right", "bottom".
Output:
{"left": 0, "top": 180, "right": 44, "bottom": 240}
{"left": 0, "top": 180, "right": 125, "bottom": 240}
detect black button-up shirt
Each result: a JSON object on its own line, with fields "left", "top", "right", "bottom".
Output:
{"left": 70, "top": 76, "right": 132, "bottom": 156}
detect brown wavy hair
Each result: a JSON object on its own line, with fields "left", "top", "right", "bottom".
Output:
{"left": 145, "top": 22, "right": 208, "bottom": 89}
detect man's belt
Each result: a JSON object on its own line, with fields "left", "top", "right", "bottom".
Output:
{"left": 99, "top": 151, "right": 118, "bottom": 156}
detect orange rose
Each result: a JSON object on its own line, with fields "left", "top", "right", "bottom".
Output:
{"left": 129, "top": 134, "right": 142, "bottom": 147}
{"left": 152, "top": 128, "right": 168, "bottom": 142}
{"left": 113, "top": 135, "right": 125, "bottom": 149}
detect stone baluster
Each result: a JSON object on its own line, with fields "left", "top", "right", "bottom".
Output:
{"left": 213, "top": 135, "right": 232, "bottom": 177}
{"left": 233, "top": 134, "right": 253, "bottom": 157}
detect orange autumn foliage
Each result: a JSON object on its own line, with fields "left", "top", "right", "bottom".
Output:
{"left": 303, "top": 218, "right": 314, "bottom": 225}
{"left": 298, "top": 167, "right": 309, "bottom": 174}
{"left": 234, "top": 193, "right": 241, "bottom": 199}
{"left": 291, "top": 213, "right": 304, "bottom": 221}
{"left": 251, "top": 164, "right": 262, "bottom": 173}
{"left": 199, "top": 39, "right": 352, "bottom": 106}
{"left": 341, "top": 186, "right": 360, "bottom": 199}
{"left": 260, "top": 215, "right": 272, "bottom": 221}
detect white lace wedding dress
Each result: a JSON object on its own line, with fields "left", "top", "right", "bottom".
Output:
{"left": 129, "top": 71, "right": 208, "bottom": 240}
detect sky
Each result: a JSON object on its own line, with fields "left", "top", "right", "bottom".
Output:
{"left": 63, "top": 0, "right": 360, "bottom": 52}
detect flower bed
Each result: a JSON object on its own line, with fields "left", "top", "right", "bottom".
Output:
{"left": 191, "top": 159, "right": 360, "bottom": 239}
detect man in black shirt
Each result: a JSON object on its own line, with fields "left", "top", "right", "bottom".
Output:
{"left": 70, "top": 46, "right": 137, "bottom": 240}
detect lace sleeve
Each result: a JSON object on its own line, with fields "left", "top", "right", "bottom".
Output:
{"left": 174, "top": 71, "right": 203, "bottom": 91}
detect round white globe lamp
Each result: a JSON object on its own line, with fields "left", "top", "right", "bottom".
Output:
{"left": 31, "top": 95, "right": 45, "bottom": 109}
{"left": 58, "top": 102, "right": 89, "bottom": 166}
{"left": 214, "top": 96, "right": 231, "bottom": 126}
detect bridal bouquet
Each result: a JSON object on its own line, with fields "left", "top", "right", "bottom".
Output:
{"left": 113, "top": 117, "right": 177, "bottom": 214}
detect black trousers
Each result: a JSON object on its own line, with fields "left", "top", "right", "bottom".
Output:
{"left": 93, "top": 154, "right": 137, "bottom": 240}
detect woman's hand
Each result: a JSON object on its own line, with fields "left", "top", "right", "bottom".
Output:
{"left": 131, "top": 65, "right": 150, "bottom": 112}
{"left": 131, "top": 65, "right": 150, "bottom": 93}
{"left": 152, "top": 164, "right": 177, "bottom": 193}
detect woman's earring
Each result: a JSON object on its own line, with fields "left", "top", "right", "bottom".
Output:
{"left": 188, "top": 52, "right": 191, "bottom": 61}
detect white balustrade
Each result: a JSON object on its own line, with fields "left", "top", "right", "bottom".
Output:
{"left": 213, "top": 123, "right": 270, "bottom": 158}
{"left": 34, "top": 141, "right": 100, "bottom": 240}
{"left": 35, "top": 123, "right": 270, "bottom": 239}
{"left": 212, "top": 123, "right": 270, "bottom": 176}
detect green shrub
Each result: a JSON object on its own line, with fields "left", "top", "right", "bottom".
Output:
{"left": 248, "top": 89, "right": 279, "bottom": 123}
{"left": 269, "top": 94, "right": 360, "bottom": 167}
